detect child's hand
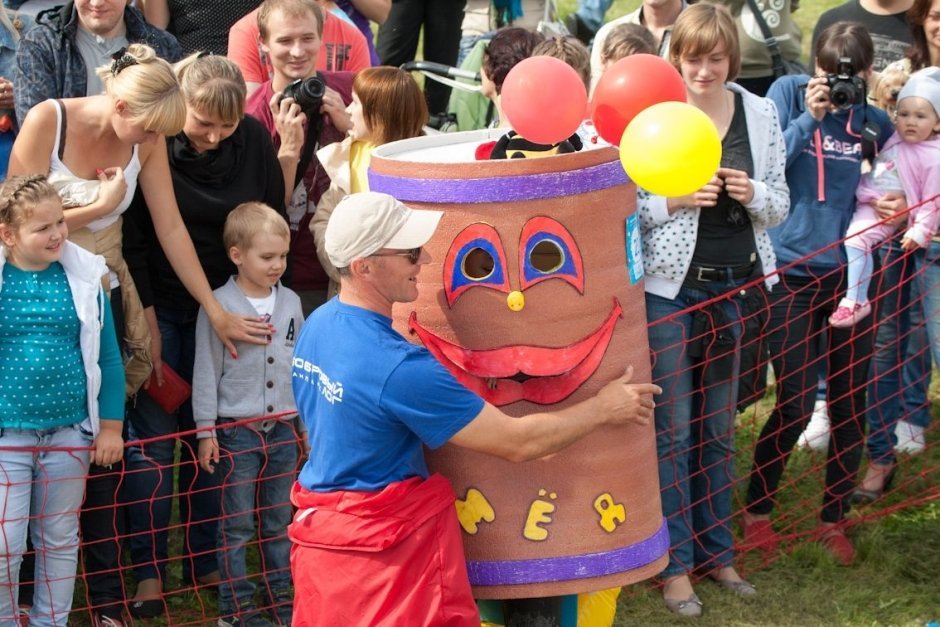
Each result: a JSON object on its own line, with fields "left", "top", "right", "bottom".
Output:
{"left": 92, "top": 422, "right": 124, "bottom": 467}
{"left": 198, "top": 437, "right": 219, "bottom": 474}
{"left": 900, "top": 236, "right": 922, "bottom": 252}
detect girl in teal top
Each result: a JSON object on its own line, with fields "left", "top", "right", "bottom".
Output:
{"left": 0, "top": 175, "right": 124, "bottom": 624}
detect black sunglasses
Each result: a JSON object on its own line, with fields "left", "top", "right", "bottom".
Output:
{"left": 370, "top": 247, "right": 422, "bottom": 264}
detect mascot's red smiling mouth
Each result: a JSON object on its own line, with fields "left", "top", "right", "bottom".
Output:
{"left": 408, "top": 298, "right": 623, "bottom": 406}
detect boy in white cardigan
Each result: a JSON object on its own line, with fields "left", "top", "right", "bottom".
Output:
{"left": 192, "top": 202, "right": 304, "bottom": 626}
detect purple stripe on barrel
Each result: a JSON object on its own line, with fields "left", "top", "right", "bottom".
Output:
{"left": 466, "top": 518, "right": 669, "bottom": 586}
{"left": 368, "top": 160, "right": 629, "bottom": 204}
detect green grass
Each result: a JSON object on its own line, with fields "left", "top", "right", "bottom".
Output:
{"left": 605, "top": 371, "right": 940, "bottom": 625}
{"left": 612, "top": 501, "right": 940, "bottom": 626}
{"left": 68, "top": 387, "right": 937, "bottom": 625}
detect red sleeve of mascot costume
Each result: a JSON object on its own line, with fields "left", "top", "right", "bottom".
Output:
{"left": 289, "top": 474, "right": 480, "bottom": 626}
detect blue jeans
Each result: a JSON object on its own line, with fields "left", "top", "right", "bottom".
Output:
{"left": 865, "top": 239, "right": 933, "bottom": 464}
{"left": 216, "top": 420, "right": 297, "bottom": 615}
{"left": 575, "top": 0, "right": 613, "bottom": 32}
{"left": 918, "top": 238, "right": 940, "bottom": 425}
{"left": 647, "top": 278, "right": 744, "bottom": 578}
{"left": 124, "top": 306, "right": 220, "bottom": 583}
{"left": 0, "top": 424, "right": 91, "bottom": 625}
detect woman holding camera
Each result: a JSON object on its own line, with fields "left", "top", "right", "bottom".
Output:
{"left": 742, "top": 21, "right": 892, "bottom": 566}
{"left": 640, "top": 4, "right": 788, "bottom": 617}
{"left": 121, "top": 52, "right": 284, "bottom": 617}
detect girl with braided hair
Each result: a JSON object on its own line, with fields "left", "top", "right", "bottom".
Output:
{"left": 0, "top": 174, "right": 124, "bottom": 624}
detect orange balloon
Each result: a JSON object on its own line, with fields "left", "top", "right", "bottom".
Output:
{"left": 591, "top": 54, "right": 687, "bottom": 145}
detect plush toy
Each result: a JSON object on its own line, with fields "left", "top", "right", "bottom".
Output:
{"left": 489, "top": 130, "right": 583, "bottom": 160}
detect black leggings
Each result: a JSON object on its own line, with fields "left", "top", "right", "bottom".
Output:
{"left": 746, "top": 271, "right": 876, "bottom": 523}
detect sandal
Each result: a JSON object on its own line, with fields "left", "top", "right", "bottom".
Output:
{"left": 851, "top": 463, "right": 897, "bottom": 505}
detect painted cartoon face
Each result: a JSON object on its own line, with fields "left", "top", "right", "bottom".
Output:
{"left": 371, "top": 133, "right": 666, "bottom": 599}
{"left": 409, "top": 217, "right": 622, "bottom": 406}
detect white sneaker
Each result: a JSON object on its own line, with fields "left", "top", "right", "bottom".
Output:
{"left": 895, "top": 420, "right": 926, "bottom": 454}
{"left": 798, "top": 400, "right": 830, "bottom": 451}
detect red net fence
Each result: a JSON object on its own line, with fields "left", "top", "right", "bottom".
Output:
{"left": 1, "top": 208, "right": 938, "bottom": 625}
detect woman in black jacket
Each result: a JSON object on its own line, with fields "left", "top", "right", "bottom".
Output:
{"left": 122, "top": 52, "right": 286, "bottom": 618}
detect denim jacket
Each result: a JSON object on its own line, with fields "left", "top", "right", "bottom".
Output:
{"left": 0, "top": 8, "right": 32, "bottom": 173}
{"left": 13, "top": 2, "right": 181, "bottom": 127}
{"left": 0, "top": 8, "right": 32, "bottom": 80}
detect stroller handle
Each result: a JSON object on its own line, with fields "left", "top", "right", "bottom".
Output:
{"left": 400, "top": 60, "right": 481, "bottom": 83}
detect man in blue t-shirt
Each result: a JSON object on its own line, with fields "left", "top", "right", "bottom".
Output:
{"left": 289, "top": 191, "right": 661, "bottom": 626}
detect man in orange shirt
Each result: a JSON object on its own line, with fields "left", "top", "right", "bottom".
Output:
{"left": 229, "top": 0, "right": 370, "bottom": 94}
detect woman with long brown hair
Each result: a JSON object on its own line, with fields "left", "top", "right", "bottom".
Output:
{"left": 310, "top": 65, "right": 427, "bottom": 294}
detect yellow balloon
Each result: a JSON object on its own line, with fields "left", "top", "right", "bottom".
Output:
{"left": 619, "top": 101, "right": 722, "bottom": 197}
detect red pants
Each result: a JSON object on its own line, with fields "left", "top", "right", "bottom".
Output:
{"left": 289, "top": 474, "right": 479, "bottom": 626}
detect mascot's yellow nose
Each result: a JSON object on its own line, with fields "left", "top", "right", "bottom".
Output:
{"left": 507, "top": 290, "right": 525, "bottom": 312}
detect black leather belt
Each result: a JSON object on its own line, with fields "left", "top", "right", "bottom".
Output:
{"left": 688, "top": 263, "right": 756, "bottom": 282}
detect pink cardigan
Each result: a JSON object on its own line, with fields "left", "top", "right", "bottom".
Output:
{"left": 856, "top": 133, "right": 940, "bottom": 247}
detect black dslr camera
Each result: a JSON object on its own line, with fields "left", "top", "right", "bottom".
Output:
{"left": 278, "top": 76, "right": 325, "bottom": 112}
{"left": 826, "top": 57, "right": 867, "bottom": 110}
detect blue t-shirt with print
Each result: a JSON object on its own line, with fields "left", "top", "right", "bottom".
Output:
{"left": 293, "top": 298, "right": 484, "bottom": 492}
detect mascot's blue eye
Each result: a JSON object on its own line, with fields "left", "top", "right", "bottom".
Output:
{"left": 519, "top": 217, "right": 584, "bottom": 293}
{"left": 444, "top": 224, "right": 509, "bottom": 306}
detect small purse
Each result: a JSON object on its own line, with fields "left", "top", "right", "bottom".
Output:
{"left": 145, "top": 362, "right": 192, "bottom": 414}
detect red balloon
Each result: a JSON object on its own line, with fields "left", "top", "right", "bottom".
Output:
{"left": 500, "top": 56, "right": 588, "bottom": 145}
{"left": 590, "top": 54, "right": 687, "bottom": 145}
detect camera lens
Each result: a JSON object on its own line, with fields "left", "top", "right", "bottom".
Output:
{"left": 830, "top": 82, "right": 856, "bottom": 110}
{"left": 279, "top": 77, "right": 326, "bottom": 112}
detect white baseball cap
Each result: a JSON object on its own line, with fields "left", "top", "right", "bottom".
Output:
{"left": 325, "top": 192, "right": 443, "bottom": 268}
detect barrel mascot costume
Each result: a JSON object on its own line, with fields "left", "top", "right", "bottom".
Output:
{"left": 369, "top": 130, "right": 668, "bottom": 624}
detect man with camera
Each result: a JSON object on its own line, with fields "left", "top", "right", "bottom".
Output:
{"left": 246, "top": 0, "right": 353, "bottom": 314}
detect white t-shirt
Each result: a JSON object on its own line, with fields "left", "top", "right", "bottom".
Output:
{"left": 246, "top": 288, "right": 276, "bottom": 320}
